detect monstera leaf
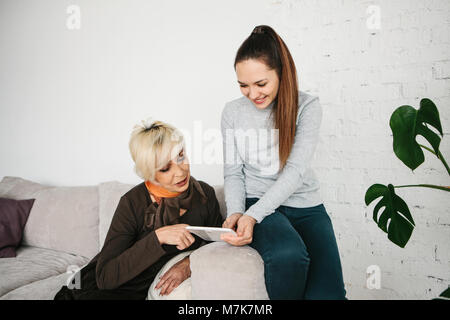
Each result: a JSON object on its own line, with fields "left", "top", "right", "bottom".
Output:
{"left": 436, "top": 287, "right": 450, "bottom": 300}
{"left": 390, "top": 98, "right": 443, "bottom": 171}
{"left": 365, "top": 183, "right": 415, "bottom": 248}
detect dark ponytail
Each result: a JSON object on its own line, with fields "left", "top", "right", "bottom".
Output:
{"left": 234, "top": 25, "right": 299, "bottom": 170}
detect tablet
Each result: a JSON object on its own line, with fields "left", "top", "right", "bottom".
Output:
{"left": 186, "top": 226, "right": 237, "bottom": 242}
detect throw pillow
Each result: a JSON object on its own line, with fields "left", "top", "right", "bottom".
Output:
{"left": 0, "top": 198, "right": 35, "bottom": 258}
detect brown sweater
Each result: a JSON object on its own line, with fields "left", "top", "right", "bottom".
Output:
{"left": 54, "top": 180, "right": 224, "bottom": 300}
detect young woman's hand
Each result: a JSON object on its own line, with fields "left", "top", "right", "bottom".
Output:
{"left": 221, "top": 214, "right": 256, "bottom": 246}
{"left": 222, "top": 212, "right": 243, "bottom": 230}
{"left": 155, "top": 224, "right": 195, "bottom": 250}
{"left": 155, "top": 256, "right": 191, "bottom": 296}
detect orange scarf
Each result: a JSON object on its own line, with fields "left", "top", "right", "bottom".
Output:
{"left": 145, "top": 180, "right": 181, "bottom": 204}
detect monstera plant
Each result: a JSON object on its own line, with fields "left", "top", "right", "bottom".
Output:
{"left": 364, "top": 98, "right": 449, "bottom": 299}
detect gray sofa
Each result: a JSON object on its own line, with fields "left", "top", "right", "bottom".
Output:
{"left": 0, "top": 176, "right": 268, "bottom": 300}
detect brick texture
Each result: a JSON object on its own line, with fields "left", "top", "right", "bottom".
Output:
{"left": 268, "top": 0, "right": 450, "bottom": 299}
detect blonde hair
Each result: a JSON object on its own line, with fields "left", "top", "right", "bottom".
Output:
{"left": 129, "top": 118, "right": 185, "bottom": 183}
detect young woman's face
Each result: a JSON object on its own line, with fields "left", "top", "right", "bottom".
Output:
{"left": 235, "top": 58, "right": 280, "bottom": 109}
{"left": 153, "top": 148, "right": 190, "bottom": 193}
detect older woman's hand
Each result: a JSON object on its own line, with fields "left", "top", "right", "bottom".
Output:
{"left": 221, "top": 214, "right": 256, "bottom": 246}
{"left": 155, "top": 224, "right": 195, "bottom": 250}
{"left": 155, "top": 256, "right": 191, "bottom": 296}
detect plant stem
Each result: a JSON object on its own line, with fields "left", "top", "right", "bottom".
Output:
{"left": 394, "top": 184, "right": 450, "bottom": 192}
{"left": 419, "top": 144, "right": 450, "bottom": 176}
{"left": 420, "top": 144, "right": 436, "bottom": 155}
{"left": 438, "top": 150, "right": 450, "bottom": 176}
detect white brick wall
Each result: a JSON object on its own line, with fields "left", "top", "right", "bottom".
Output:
{"left": 267, "top": 0, "right": 450, "bottom": 299}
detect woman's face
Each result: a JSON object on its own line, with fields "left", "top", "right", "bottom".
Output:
{"left": 235, "top": 58, "right": 280, "bottom": 109}
{"left": 153, "top": 148, "right": 190, "bottom": 193}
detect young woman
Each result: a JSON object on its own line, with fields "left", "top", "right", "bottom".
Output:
{"left": 54, "top": 118, "right": 223, "bottom": 300}
{"left": 220, "top": 25, "right": 347, "bottom": 300}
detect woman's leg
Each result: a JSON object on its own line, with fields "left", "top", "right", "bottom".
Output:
{"left": 245, "top": 198, "right": 310, "bottom": 300}
{"left": 279, "top": 204, "right": 347, "bottom": 300}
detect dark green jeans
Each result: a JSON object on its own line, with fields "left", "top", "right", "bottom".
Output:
{"left": 246, "top": 198, "right": 347, "bottom": 300}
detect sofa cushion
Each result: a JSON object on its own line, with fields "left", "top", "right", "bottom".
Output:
{"left": 0, "top": 245, "right": 89, "bottom": 297}
{"left": 0, "top": 176, "right": 47, "bottom": 198}
{"left": 212, "top": 185, "right": 226, "bottom": 219}
{"left": 0, "top": 272, "right": 71, "bottom": 300}
{"left": 0, "top": 198, "right": 35, "bottom": 257}
{"left": 0, "top": 176, "right": 99, "bottom": 259}
{"left": 190, "top": 242, "right": 268, "bottom": 299}
{"left": 98, "top": 181, "right": 134, "bottom": 249}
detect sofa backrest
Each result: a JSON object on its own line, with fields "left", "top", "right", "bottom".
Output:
{"left": 213, "top": 185, "right": 226, "bottom": 219}
{"left": 0, "top": 176, "right": 99, "bottom": 260}
{"left": 0, "top": 176, "right": 227, "bottom": 260}
{"left": 98, "top": 181, "right": 134, "bottom": 249}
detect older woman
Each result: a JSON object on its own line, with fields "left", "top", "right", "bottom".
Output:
{"left": 54, "top": 118, "right": 224, "bottom": 300}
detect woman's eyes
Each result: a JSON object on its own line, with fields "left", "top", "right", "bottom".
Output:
{"left": 240, "top": 84, "right": 266, "bottom": 88}
{"left": 159, "top": 152, "right": 185, "bottom": 172}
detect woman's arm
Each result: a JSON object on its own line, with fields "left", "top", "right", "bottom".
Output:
{"left": 95, "top": 196, "right": 166, "bottom": 290}
{"left": 244, "top": 96, "right": 323, "bottom": 223}
{"left": 221, "top": 103, "right": 246, "bottom": 217}
{"left": 155, "top": 185, "right": 224, "bottom": 296}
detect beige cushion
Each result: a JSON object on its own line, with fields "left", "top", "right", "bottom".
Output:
{"left": 0, "top": 176, "right": 99, "bottom": 259}
{"left": 0, "top": 245, "right": 89, "bottom": 297}
{"left": 0, "top": 272, "right": 72, "bottom": 300}
{"left": 98, "top": 181, "right": 134, "bottom": 249}
{"left": 190, "top": 242, "right": 268, "bottom": 299}
{"left": 0, "top": 176, "right": 48, "bottom": 198}
{"left": 212, "top": 185, "right": 226, "bottom": 219}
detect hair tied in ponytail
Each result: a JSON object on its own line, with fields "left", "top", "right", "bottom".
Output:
{"left": 252, "top": 25, "right": 265, "bottom": 35}
{"left": 235, "top": 25, "right": 299, "bottom": 171}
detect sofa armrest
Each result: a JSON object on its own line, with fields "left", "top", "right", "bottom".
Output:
{"left": 189, "top": 242, "right": 268, "bottom": 300}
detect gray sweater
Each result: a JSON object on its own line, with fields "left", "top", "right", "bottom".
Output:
{"left": 221, "top": 90, "right": 323, "bottom": 223}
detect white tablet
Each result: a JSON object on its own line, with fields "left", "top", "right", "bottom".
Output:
{"left": 186, "top": 226, "right": 237, "bottom": 242}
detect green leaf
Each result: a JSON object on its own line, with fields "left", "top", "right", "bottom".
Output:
{"left": 439, "top": 287, "right": 450, "bottom": 298}
{"left": 389, "top": 98, "right": 443, "bottom": 171}
{"left": 433, "top": 287, "right": 450, "bottom": 300}
{"left": 365, "top": 184, "right": 415, "bottom": 248}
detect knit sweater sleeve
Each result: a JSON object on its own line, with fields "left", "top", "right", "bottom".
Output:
{"left": 221, "top": 102, "right": 247, "bottom": 217}
{"left": 244, "top": 96, "right": 323, "bottom": 223}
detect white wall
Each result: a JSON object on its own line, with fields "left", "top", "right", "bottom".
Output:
{"left": 1, "top": 0, "right": 449, "bottom": 299}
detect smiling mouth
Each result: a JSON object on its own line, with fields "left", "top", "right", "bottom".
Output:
{"left": 175, "top": 177, "right": 188, "bottom": 186}
{"left": 254, "top": 96, "right": 267, "bottom": 103}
